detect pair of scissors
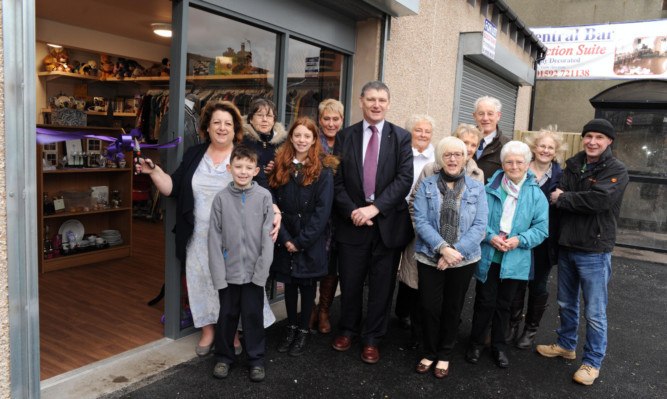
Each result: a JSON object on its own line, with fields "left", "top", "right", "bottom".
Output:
{"left": 133, "top": 138, "right": 155, "bottom": 173}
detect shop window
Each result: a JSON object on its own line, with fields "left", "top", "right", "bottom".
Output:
{"left": 597, "top": 109, "right": 666, "bottom": 177}
{"left": 187, "top": 7, "right": 277, "bottom": 114}
{"left": 285, "top": 38, "right": 345, "bottom": 127}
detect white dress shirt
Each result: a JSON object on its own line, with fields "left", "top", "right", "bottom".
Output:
{"left": 408, "top": 144, "right": 435, "bottom": 202}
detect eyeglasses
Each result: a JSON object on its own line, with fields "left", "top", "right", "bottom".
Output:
{"left": 254, "top": 113, "right": 274, "bottom": 120}
{"left": 443, "top": 152, "right": 464, "bottom": 159}
{"left": 503, "top": 161, "right": 526, "bottom": 167}
{"left": 537, "top": 144, "right": 556, "bottom": 151}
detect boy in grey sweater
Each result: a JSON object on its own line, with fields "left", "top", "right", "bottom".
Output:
{"left": 208, "top": 145, "right": 274, "bottom": 382}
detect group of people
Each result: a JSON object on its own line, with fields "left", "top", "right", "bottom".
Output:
{"left": 135, "top": 81, "right": 628, "bottom": 387}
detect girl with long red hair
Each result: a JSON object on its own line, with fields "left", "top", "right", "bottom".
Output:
{"left": 269, "top": 117, "right": 338, "bottom": 356}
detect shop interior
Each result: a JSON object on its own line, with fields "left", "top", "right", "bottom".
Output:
{"left": 36, "top": 0, "right": 347, "bottom": 379}
{"left": 36, "top": 0, "right": 173, "bottom": 379}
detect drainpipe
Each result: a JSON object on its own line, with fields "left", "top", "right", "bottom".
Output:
{"left": 529, "top": 52, "right": 546, "bottom": 131}
{"left": 378, "top": 14, "right": 390, "bottom": 81}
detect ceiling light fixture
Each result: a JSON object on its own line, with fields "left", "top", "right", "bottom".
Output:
{"left": 46, "top": 43, "right": 63, "bottom": 48}
{"left": 151, "top": 23, "right": 172, "bottom": 38}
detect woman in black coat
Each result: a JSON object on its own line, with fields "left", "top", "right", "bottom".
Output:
{"left": 269, "top": 117, "right": 337, "bottom": 356}
{"left": 241, "top": 97, "right": 287, "bottom": 189}
{"left": 507, "top": 128, "right": 566, "bottom": 349}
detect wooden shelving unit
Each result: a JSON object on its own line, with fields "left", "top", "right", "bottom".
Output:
{"left": 37, "top": 124, "right": 133, "bottom": 273}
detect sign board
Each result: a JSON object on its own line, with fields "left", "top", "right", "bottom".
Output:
{"left": 305, "top": 57, "right": 319, "bottom": 77}
{"left": 532, "top": 19, "right": 667, "bottom": 80}
{"left": 482, "top": 19, "right": 497, "bottom": 60}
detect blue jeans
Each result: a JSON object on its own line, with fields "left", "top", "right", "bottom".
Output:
{"left": 556, "top": 249, "right": 612, "bottom": 369}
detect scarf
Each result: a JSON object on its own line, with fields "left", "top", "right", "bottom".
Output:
{"left": 436, "top": 169, "right": 465, "bottom": 254}
{"left": 499, "top": 173, "right": 527, "bottom": 236}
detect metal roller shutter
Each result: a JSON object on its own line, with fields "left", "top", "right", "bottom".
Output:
{"left": 458, "top": 59, "right": 518, "bottom": 137}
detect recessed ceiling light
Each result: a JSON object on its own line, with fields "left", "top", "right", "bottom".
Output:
{"left": 46, "top": 43, "right": 63, "bottom": 48}
{"left": 151, "top": 23, "right": 172, "bottom": 38}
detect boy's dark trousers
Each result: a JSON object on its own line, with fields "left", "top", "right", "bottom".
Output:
{"left": 215, "top": 283, "right": 265, "bottom": 366}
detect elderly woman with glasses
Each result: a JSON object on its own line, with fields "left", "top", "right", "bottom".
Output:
{"left": 507, "top": 128, "right": 566, "bottom": 349}
{"left": 465, "top": 141, "right": 549, "bottom": 369}
{"left": 412, "top": 137, "right": 488, "bottom": 378}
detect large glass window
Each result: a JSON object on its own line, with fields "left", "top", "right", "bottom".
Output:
{"left": 183, "top": 7, "right": 349, "bottom": 304}
{"left": 187, "top": 7, "right": 277, "bottom": 114}
{"left": 285, "top": 38, "right": 345, "bottom": 127}
{"left": 597, "top": 109, "right": 667, "bottom": 251}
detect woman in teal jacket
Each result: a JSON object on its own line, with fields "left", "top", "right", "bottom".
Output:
{"left": 465, "top": 141, "right": 548, "bottom": 369}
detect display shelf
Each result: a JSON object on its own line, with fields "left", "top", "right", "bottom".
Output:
{"left": 41, "top": 108, "right": 137, "bottom": 117}
{"left": 41, "top": 244, "right": 132, "bottom": 273}
{"left": 286, "top": 71, "right": 341, "bottom": 78}
{"left": 38, "top": 71, "right": 99, "bottom": 82}
{"left": 37, "top": 124, "right": 133, "bottom": 273}
{"left": 43, "top": 206, "right": 131, "bottom": 219}
{"left": 44, "top": 167, "right": 133, "bottom": 174}
{"left": 105, "top": 76, "right": 170, "bottom": 82}
{"left": 38, "top": 71, "right": 277, "bottom": 83}
{"left": 187, "top": 73, "right": 269, "bottom": 81}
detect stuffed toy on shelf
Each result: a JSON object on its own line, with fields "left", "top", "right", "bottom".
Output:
{"left": 99, "top": 54, "right": 115, "bottom": 80}
{"left": 114, "top": 57, "right": 130, "bottom": 79}
{"left": 127, "top": 59, "right": 145, "bottom": 78}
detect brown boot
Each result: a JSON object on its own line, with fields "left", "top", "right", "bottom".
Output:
{"left": 308, "top": 282, "right": 318, "bottom": 331}
{"left": 317, "top": 275, "right": 338, "bottom": 334}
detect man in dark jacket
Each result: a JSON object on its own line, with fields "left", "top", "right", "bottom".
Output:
{"left": 537, "top": 118, "right": 628, "bottom": 386}
{"left": 332, "top": 81, "right": 414, "bottom": 364}
{"left": 472, "top": 96, "right": 510, "bottom": 181}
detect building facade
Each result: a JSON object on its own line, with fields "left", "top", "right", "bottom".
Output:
{"left": 505, "top": 0, "right": 667, "bottom": 131}
{"left": 1, "top": 1, "right": 544, "bottom": 397}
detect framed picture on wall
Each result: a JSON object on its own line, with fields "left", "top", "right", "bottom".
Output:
{"left": 87, "top": 139, "right": 101, "bottom": 154}
{"left": 42, "top": 143, "right": 59, "bottom": 167}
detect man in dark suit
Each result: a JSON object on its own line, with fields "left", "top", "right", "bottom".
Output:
{"left": 332, "top": 81, "right": 414, "bottom": 364}
{"left": 473, "top": 96, "right": 510, "bottom": 181}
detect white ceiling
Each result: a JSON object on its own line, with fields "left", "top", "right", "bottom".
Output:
{"left": 36, "top": 0, "right": 172, "bottom": 46}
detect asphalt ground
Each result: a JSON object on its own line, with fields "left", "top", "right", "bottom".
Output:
{"left": 104, "top": 255, "right": 666, "bottom": 398}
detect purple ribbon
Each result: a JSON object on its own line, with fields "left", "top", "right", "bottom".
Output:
{"left": 36, "top": 127, "right": 182, "bottom": 159}
{"left": 36, "top": 127, "right": 117, "bottom": 145}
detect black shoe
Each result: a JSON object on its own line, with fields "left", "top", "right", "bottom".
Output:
{"left": 492, "top": 348, "right": 510, "bottom": 368}
{"left": 465, "top": 344, "right": 482, "bottom": 364}
{"left": 277, "top": 325, "right": 297, "bottom": 353}
{"left": 516, "top": 325, "right": 538, "bottom": 349}
{"left": 289, "top": 329, "right": 309, "bottom": 357}
{"left": 249, "top": 366, "right": 265, "bottom": 382}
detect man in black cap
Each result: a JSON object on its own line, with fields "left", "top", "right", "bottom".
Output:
{"left": 536, "top": 118, "right": 628, "bottom": 386}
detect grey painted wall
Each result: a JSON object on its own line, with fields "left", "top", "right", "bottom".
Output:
{"left": 505, "top": 0, "right": 665, "bottom": 131}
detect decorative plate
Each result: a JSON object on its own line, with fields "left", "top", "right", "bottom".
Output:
{"left": 58, "top": 219, "right": 85, "bottom": 243}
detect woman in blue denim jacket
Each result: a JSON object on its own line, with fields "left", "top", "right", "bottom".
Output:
{"left": 466, "top": 141, "right": 549, "bottom": 369}
{"left": 413, "top": 137, "right": 488, "bottom": 378}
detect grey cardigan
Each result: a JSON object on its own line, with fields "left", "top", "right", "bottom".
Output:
{"left": 208, "top": 182, "right": 274, "bottom": 290}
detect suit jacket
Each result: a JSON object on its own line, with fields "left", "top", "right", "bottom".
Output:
{"left": 473, "top": 126, "right": 510, "bottom": 182}
{"left": 333, "top": 120, "right": 414, "bottom": 248}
